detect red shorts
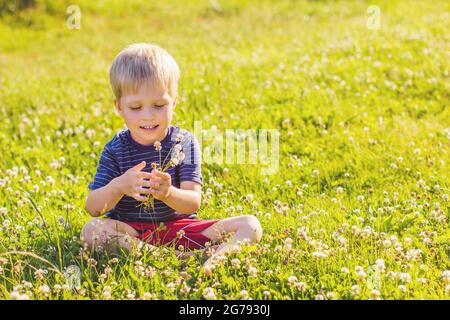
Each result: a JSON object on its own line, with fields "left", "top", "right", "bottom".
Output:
{"left": 123, "top": 219, "right": 219, "bottom": 250}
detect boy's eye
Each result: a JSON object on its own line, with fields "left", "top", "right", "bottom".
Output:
{"left": 155, "top": 105, "right": 166, "bottom": 108}
{"left": 130, "top": 106, "right": 142, "bottom": 110}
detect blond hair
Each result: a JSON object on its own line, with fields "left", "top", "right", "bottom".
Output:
{"left": 109, "top": 43, "right": 180, "bottom": 99}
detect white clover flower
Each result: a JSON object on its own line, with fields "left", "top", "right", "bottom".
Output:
{"left": 341, "top": 267, "right": 349, "bottom": 274}
{"left": 370, "top": 290, "right": 381, "bottom": 300}
{"left": 240, "top": 290, "right": 249, "bottom": 300}
{"left": 248, "top": 266, "right": 258, "bottom": 277}
{"left": 86, "top": 129, "right": 95, "bottom": 139}
{"left": 351, "top": 285, "right": 360, "bottom": 296}
{"left": 153, "top": 141, "right": 162, "bottom": 151}
{"left": 287, "top": 276, "right": 298, "bottom": 287}
{"left": 19, "top": 293, "right": 30, "bottom": 300}
{"left": 417, "top": 278, "right": 427, "bottom": 284}
{"left": 3, "top": 219, "right": 11, "bottom": 228}
{"left": 296, "top": 282, "right": 307, "bottom": 292}
{"left": 375, "top": 259, "right": 385, "bottom": 273}
{"left": 357, "top": 195, "right": 364, "bottom": 202}
{"left": 176, "top": 134, "right": 185, "bottom": 142}
{"left": 441, "top": 270, "right": 450, "bottom": 283}
{"left": 336, "top": 186, "right": 344, "bottom": 194}
{"left": 203, "top": 287, "right": 216, "bottom": 300}
{"left": 177, "top": 152, "right": 185, "bottom": 161}
{"left": 356, "top": 270, "right": 367, "bottom": 279}
{"left": 312, "top": 251, "right": 328, "bottom": 258}
{"left": 39, "top": 285, "right": 51, "bottom": 296}
{"left": 173, "top": 144, "right": 182, "bottom": 152}
{"left": 46, "top": 176, "right": 56, "bottom": 186}
{"left": 398, "top": 272, "right": 411, "bottom": 283}
{"left": 326, "top": 292, "right": 335, "bottom": 300}
{"left": 398, "top": 285, "right": 407, "bottom": 293}
{"left": 315, "top": 294, "right": 324, "bottom": 300}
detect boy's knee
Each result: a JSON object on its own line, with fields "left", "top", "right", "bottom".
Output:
{"left": 241, "top": 215, "right": 263, "bottom": 242}
{"left": 80, "top": 218, "right": 105, "bottom": 250}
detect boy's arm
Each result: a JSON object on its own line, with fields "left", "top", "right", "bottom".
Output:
{"left": 85, "top": 177, "right": 124, "bottom": 217}
{"left": 86, "top": 161, "right": 152, "bottom": 217}
{"left": 165, "top": 181, "right": 202, "bottom": 214}
{"left": 148, "top": 171, "right": 201, "bottom": 214}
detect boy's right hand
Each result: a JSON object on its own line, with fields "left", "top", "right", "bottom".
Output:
{"left": 113, "top": 161, "right": 153, "bottom": 202}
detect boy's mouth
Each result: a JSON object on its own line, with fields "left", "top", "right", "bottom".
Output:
{"left": 140, "top": 125, "right": 159, "bottom": 132}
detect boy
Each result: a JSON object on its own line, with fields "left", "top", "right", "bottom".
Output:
{"left": 81, "top": 43, "right": 262, "bottom": 273}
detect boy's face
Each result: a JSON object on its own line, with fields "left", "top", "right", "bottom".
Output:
{"left": 115, "top": 84, "right": 176, "bottom": 146}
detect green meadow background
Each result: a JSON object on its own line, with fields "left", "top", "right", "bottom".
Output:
{"left": 0, "top": 0, "right": 449, "bottom": 299}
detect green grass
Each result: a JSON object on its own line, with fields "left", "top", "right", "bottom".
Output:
{"left": 0, "top": 0, "right": 449, "bottom": 300}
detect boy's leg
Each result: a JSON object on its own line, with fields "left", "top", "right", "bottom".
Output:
{"left": 80, "top": 218, "right": 144, "bottom": 253}
{"left": 81, "top": 218, "right": 195, "bottom": 259}
{"left": 200, "top": 215, "right": 262, "bottom": 273}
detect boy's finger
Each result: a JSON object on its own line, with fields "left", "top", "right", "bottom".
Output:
{"left": 132, "top": 161, "right": 146, "bottom": 171}
{"left": 153, "top": 170, "right": 171, "bottom": 180}
{"left": 140, "top": 180, "right": 152, "bottom": 188}
{"left": 136, "top": 186, "right": 151, "bottom": 194}
{"left": 139, "top": 172, "right": 152, "bottom": 179}
{"left": 149, "top": 177, "right": 168, "bottom": 185}
{"left": 149, "top": 185, "right": 161, "bottom": 193}
{"left": 145, "top": 181, "right": 160, "bottom": 190}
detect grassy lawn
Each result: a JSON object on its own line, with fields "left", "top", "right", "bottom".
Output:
{"left": 0, "top": 0, "right": 449, "bottom": 300}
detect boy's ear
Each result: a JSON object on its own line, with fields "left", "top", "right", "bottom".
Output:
{"left": 114, "top": 99, "right": 122, "bottom": 116}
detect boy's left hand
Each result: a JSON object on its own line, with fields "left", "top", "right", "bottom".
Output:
{"left": 149, "top": 170, "right": 172, "bottom": 201}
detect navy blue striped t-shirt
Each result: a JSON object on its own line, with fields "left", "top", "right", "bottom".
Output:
{"left": 88, "top": 125, "right": 202, "bottom": 223}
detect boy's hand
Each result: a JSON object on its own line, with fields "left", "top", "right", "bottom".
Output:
{"left": 114, "top": 161, "right": 153, "bottom": 202}
{"left": 149, "top": 169, "right": 172, "bottom": 201}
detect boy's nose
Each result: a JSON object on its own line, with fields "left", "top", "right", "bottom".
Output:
{"left": 142, "top": 107, "right": 156, "bottom": 119}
